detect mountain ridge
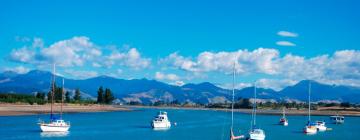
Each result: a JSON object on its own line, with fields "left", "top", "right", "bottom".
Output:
{"left": 0, "top": 70, "right": 359, "bottom": 103}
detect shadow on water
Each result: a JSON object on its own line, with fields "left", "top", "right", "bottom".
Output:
{"left": 132, "top": 125, "right": 152, "bottom": 129}
{"left": 131, "top": 125, "right": 170, "bottom": 131}
{"left": 40, "top": 131, "right": 69, "bottom": 138}
{"left": 292, "top": 130, "right": 305, "bottom": 134}
{"left": 152, "top": 128, "right": 170, "bottom": 131}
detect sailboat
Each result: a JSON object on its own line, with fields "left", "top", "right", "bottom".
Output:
{"left": 279, "top": 107, "right": 288, "bottom": 126}
{"left": 230, "top": 63, "right": 244, "bottom": 140}
{"left": 247, "top": 82, "right": 265, "bottom": 140}
{"left": 303, "top": 81, "right": 317, "bottom": 134}
{"left": 39, "top": 64, "right": 70, "bottom": 132}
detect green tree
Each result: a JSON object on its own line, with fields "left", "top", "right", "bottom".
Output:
{"left": 36, "top": 92, "right": 45, "bottom": 100}
{"left": 65, "top": 91, "right": 71, "bottom": 103}
{"left": 54, "top": 86, "right": 63, "bottom": 102}
{"left": 74, "top": 88, "right": 81, "bottom": 101}
{"left": 97, "top": 86, "right": 104, "bottom": 104}
{"left": 234, "top": 98, "right": 252, "bottom": 109}
{"left": 47, "top": 91, "right": 52, "bottom": 103}
{"left": 340, "top": 102, "right": 351, "bottom": 108}
{"left": 104, "top": 88, "right": 114, "bottom": 104}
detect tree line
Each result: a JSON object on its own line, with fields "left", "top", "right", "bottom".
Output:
{"left": 0, "top": 84, "right": 115, "bottom": 105}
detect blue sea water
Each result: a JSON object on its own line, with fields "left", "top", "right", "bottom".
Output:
{"left": 0, "top": 108, "right": 359, "bottom": 140}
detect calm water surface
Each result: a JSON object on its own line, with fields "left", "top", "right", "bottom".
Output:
{"left": 0, "top": 108, "right": 359, "bottom": 140}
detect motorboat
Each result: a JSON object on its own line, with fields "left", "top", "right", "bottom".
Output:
{"left": 151, "top": 111, "right": 171, "bottom": 129}
{"left": 330, "top": 115, "right": 344, "bottom": 124}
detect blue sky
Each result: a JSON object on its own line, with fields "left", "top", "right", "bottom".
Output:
{"left": 1, "top": 0, "right": 359, "bottom": 90}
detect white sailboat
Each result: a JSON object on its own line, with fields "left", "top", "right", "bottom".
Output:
{"left": 39, "top": 65, "right": 70, "bottom": 132}
{"left": 151, "top": 111, "right": 171, "bottom": 129}
{"left": 308, "top": 82, "right": 328, "bottom": 132}
{"left": 247, "top": 82, "right": 265, "bottom": 140}
{"left": 303, "top": 81, "right": 317, "bottom": 134}
{"left": 279, "top": 108, "right": 288, "bottom": 126}
{"left": 230, "top": 63, "right": 244, "bottom": 140}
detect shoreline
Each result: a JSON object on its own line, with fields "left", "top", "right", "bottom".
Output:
{"left": 0, "top": 103, "right": 131, "bottom": 116}
{"left": 126, "top": 105, "right": 360, "bottom": 117}
{"left": 1, "top": 104, "right": 359, "bottom": 117}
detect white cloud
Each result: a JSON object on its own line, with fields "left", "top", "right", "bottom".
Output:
{"left": 160, "top": 48, "right": 280, "bottom": 75}
{"left": 220, "top": 82, "right": 252, "bottom": 90}
{"left": 41, "top": 36, "right": 100, "bottom": 67}
{"left": 64, "top": 70, "right": 98, "bottom": 79}
{"left": 170, "top": 80, "right": 185, "bottom": 86}
{"left": 9, "top": 47, "right": 35, "bottom": 63}
{"left": 9, "top": 36, "right": 151, "bottom": 70}
{"left": 256, "top": 78, "right": 297, "bottom": 91}
{"left": 4, "top": 66, "right": 30, "bottom": 74}
{"left": 276, "top": 41, "right": 296, "bottom": 47}
{"left": 161, "top": 49, "right": 360, "bottom": 89}
{"left": 32, "top": 38, "right": 44, "bottom": 48}
{"left": 106, "top": 48, "right": 151, "bottom": 69}
{"left": 92, "top": 62, "right": 101, "bottom": 68}
{"left": 9, "top": 36, "right": 101, "bottom": 67}
{"left": 277, "top": 31, "right": 298, "bottom": 37}
{"left": 155, "top": 72, "right": 180, "bottom": 81}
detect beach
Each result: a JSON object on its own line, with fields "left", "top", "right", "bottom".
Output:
{"left": 0, "top": 104, "right": 130, "bottom": 116}
{"left": 1, "top": 104, "right": 359, "bottom": 116}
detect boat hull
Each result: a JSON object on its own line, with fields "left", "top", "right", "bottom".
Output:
{"left": 248, "top": 129, "right": 265, "bottom": 140}
{"left": 316, "top": 125, "right": 327, "bottom": 131}
{"left": 40, "top": 125, "right": 70, "bottom": 132}
{"left": 152, "top": 121, "right": 171, "bottom": 128}
{"left": 304, "top": 126, "right": 317, "bottom": 134}
{"left": 280, "top": 121, "right": 288, "bottom": 126}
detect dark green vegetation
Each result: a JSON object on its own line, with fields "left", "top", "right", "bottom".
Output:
{"left": 0, "top": 93, "right": 45, "bottom": 105}
{"left": 0, "top": 83, "right": 97, "bottom": 105}
{"left": 0, "top": 85, "right": 114, "bottom": 105}
{"left": 96, "top": 86, "right": 115, "bottom": 104}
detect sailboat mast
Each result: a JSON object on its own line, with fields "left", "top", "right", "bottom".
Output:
{"left": 254, "top": 82, "right": 257, "bottom": 126}
{"left": 308, "top": 81, "right": 311, "bottom": 121}
{"left": 61, "top": 78, "right": 64, "bottom": 120}
{"left": 231, "top": 63, "right": 235, "bottom": 129}
{"left": 50, "top": 64, "right": 55, "bottom": 120}
{"left": 283, "top": 107, "right": 285, "bottom": 118}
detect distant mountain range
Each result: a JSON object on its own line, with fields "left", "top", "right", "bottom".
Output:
{"left": 1, "top": 70, "right": 360, "bottom": 103}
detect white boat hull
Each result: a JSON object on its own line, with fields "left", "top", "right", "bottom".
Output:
{"left": 248, "top": 134, "right": 265, "bottom": 140}
{"left": 248, "top": 129, "right": 265, "bottom": 140}
{"left": 152, "top": 121, "right": 171, "bottom": 128}
{"left": 316, "top": 125, "right": 327, "bottom": 131}
{"left": 281, "top": 121, "right": 288, "bottom": 126}
{"left": 279, "top": 119, "right": 288, "bottom": 126}
{"left": 40, "top": 125, "right": 70, "bottom": 132}
{"left": 304, "top": 126, "right": 317, "bottom": 134}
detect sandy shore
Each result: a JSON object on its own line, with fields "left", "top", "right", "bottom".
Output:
{"left": 126, "top": 105, "right": 360, "bottom": 116}
{"left": 0, "top": 104, "right": 131, "bottom": 116}
{"left": 1, "top": 104, "right": 359, "bottom": 117}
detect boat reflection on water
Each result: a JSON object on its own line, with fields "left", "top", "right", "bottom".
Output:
{"left": 40, "top": 131, "right": 69, "bottom": 138}
{"left": 152, "top": 127, "right": 170, "bottom": 131}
